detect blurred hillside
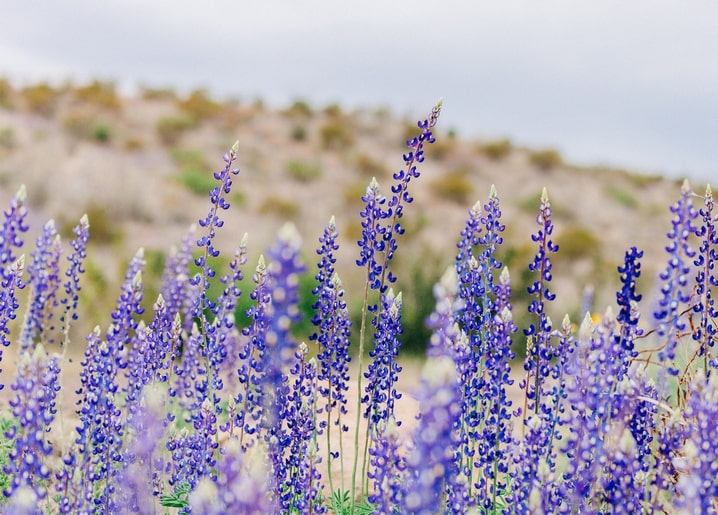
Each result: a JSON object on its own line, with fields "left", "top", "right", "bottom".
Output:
{"left": 0, "top": 79, "right": 696, "bottom": 352}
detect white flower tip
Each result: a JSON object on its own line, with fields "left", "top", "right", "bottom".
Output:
{"left": 240, "top": 232, "right": 249, "bottom": 247}
{"left": 579, "top": 312, "right": 593, "bottom": 338}
{"left": 681, "top": 178, "right": 691, "bottom": 193}
{"left": 79, "top": 213, "right": 89, "bottom": 228}
{"left": 231, "top": 140, "right": 239, "bottom": 155}
{"left": 14, "top": 254, "right": 25, "bottom": 272}
{"left": 541, "top": 187, "right": 549, "bottom": 204}
{"left": 278, "top": 222, "right": 302, "bottom": 250}
{"left": 500, "top": 266, "right": 510, "bottom": 283}
{"left": 135, "top": 247, "right": 145, "bottom": 259}
{"left": 489, "top": 184, "right": 498, "bottom": 199}
{"left": 16, "top": 184, "right": 27, "bottom": 203}
{"left": 257, "top": 254, "right": 266, "bottom": 270}
{"left": 421, "top": 355, "right": 457, "bottom": 388}
{"left": 603, "top": 305, "right": 614, "bottom": 321}
{"left": 328, "top": 215, "right": 336, "bottom": 228}
{"left": 439, "top": 266, "right": 459, "bottom": 295}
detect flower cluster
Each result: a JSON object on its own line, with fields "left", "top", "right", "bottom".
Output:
{"left": 0, "top": 102, "right": 717, "bottom": 515}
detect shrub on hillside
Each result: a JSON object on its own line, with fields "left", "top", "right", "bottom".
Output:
{"left": 529, "top": 148, "right": 563, "bottom": 170}
{"left": 430, "top": 167, "right": 474, "bottom": 204}
{"left": 72, "top": 81, "right": 121, "bottom": 110}
{"left": 21, "top": 82, "right": 60, "bottom": 116}
{"left": 480, "top": 138, "right": 512, "bottom": 160}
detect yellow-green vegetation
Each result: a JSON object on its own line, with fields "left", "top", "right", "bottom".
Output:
{"left": 171, "top": 149, "right": 216, "bottom": 195}
{"left": 0, "top": 78, "right": 13, "bottom": 109}
{"left": 605, "top": 185, "right": 638, "bottom": 209}
{"left": 177, "top": 89, "right": 222, "bottom": 122}
{"left": 258, "top": 195, "right": 300, "bottom": 218}
{"left": 58, "top": 203, "right": 124, "bottom": 245}
{"left": 480, "top": 138, "right": 512, "bottom": 160}
{"left": 285, "top": 160, "right": 322, "bottom": 183}
{"left": 354, "top": 153, "right": 388, "bottom": 179}
{"left": 72, "top": 81, "right": 121, "bottom": 111}
{"left": 554, "top": 224, "right": 601, "bottom": 261}
{"left": 320, "top": 118, "right": 354, "bottom": 150}
{"left": 62, "top": 110, "right": 112, "bottom": 143}
{"left": 283, "top": 100, "right": 313, "bottom": 118}
{"left": 21, "top": 82, "right": 60, "bottom": 116}
{"left": 140, "top": 85, "right": 178, "bottom": 101}
{"left": 0, "top": 128, "right": 14, "bottom": 150}
{"left": 343, "top": 182, "right": 369, "bottom": 207}
{"left": 156, "top": 116, "right": 195, "bottom": 146}
{"left": 290, "top": 125, "right": 308, "bottom": 142}
{"left": 529, "top": 148, "right": 563, "bottom": 170}
{"left": 430, "top": 167, "right": 474, "bottom": 204}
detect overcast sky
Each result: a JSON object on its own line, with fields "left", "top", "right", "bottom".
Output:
{"left": 1, "top": 1, "right": 716, "bottom": 182}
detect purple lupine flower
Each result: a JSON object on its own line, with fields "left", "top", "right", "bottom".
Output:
{"left": 77, "top": 335, "right": 127, "bottom": 512}
{"left": 234, "top": 254, "right": 271, "bottom": 449}
{"left": 0, "top": 255, "right": 25, "bottom": 387}
{"left": 653, "top": 179, "right": 698, "bottom": 375}
{"left": 166, "top": 398, "right": 219, "bottom": 504}
{"left": 161, "top": 224, "right": 199, "bottom": 332}
{"left": 362, "top": 289, "right": 403, "bottom": 500}
{"left": 59, "top": 214, "right": 89, "bottom": 346}
{"left": 310, "top": 217, "right": 352, "bottom": 491}
{"left": 351, "top": 102, "right": 441, "bottom": 502}
{"left": 615, "top": 246, "right": 644, "bottom": 379}
{"left": 188, "top": 439, "right": 270, "bottom": 514}
{"left": 509, "top": 412, "right": 561, "bottom": 514}
{"left": 475, "top": 267, "right": 516, "bottom": 510}
{"left": 422, "top": 268, "right": 470, "bottom": 512}
{"left": 114, "top": 386, "right": 168, "bottom": 514}
{"left": 261, "top": 223, "right": 305, "bottom": 510}
{"left": 559, "top": 308, "right": 659, "bottom": 512}
{"left": 111, "top": 248, "right": 145, "bottom": 366}
{"left": 355, "top": 99, "right": 443, "bottom": 296}
{"left": 3, "top": 345, "right": 60, "bottom": 504}
{"left": 21, "top": 219, "right": 61, "bottom": 349}
{"left": 169, "top": 322, "right": 206, "bottom": 419}
{"left": 282, "top": 343, "right": 325, "bottom": 513}
{"left": 451, "top": 186, "right": 513, "bottom": 509}
{"left": 67, "top": 250, "right": 145, "bottom": 511}
{"left": 368, "top": 416, "right": 405, "bottom": 513}
{"left": 671, "top": 369, "right": 718, "bottom": 512}
{"left": 124, "top": 294, "right": 174, "bottom": 422}
{"left": 215, "top": 233, "right": 248, "bottom": 391}
{"left": 692, "top": 184, "right": 718, "bottom": 368}
{"left": 191, "top": 141, "right": 240, "bottom": 321}
{"left": 426, "top": 267, "right": 465, "bottom": 361}
{"left": 0, "top": 185, "right": 29, "bottom": 266}
{"left": 363, "top": 289, "right": 403, "bottom": 431}
{"left": 356, "top": 177, "right": 390, "bottom": 293}
{"left": 401, "top": 356, "right": 464, "bottom": 514}
{"left": 522, "top": 187, "right": 560, "bottom": 416}
{"left": 598, "top": 365, "right": 658, "bottom": 512}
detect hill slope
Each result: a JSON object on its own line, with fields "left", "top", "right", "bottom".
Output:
{"left": 0, "top": 80, "right": 694, "bottom": 340}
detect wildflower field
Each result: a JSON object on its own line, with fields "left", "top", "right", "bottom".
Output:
{"left": 0, "top": 100, "right": 716, "bottom": 514}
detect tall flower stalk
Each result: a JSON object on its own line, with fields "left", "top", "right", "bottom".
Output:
{"left": 351, "top": 99, "right": 442, "bottom": 504}
{"left": 311, "top": 217, "right": 351, "bottom": 495}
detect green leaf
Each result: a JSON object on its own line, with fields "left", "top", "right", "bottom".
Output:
{"left": 159, "top": 481, "right": 192, "bottom": 509}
